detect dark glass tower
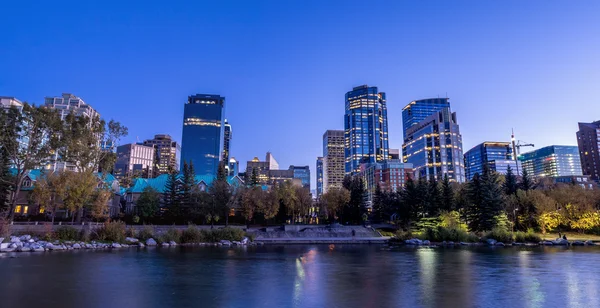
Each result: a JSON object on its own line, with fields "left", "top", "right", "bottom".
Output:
{"left": 577, "top": 121, "right": 600, "bottom": 181}
{"left": 180, "top": 94, "right": 225, "bottom": 176}
{"left": 222, "top": 119, "right": 232, "bottom": 168}
{"left": 402, "top": 98, "right": 450, "bottom": 140}
{"left": 344, "top": 85, "right": 389, "bottom": 174}
{"left": 464, "top": 142, "right": 519, "bottom": 181}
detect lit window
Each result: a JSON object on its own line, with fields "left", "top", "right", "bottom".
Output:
{"left": 15, "top": 205, "right": 22, "bottom": 213}
{"left": 39, "top": 207, "right": 45, "bottom": 214}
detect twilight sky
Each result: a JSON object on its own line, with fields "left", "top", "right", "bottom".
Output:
{"left": 1, "top": 0, "right": 599, "bottom": 190}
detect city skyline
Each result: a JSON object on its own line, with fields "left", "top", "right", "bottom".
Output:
{"left": 2, "top": 1, "right": 600, "bottom": 189}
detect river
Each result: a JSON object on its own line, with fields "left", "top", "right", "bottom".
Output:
{"left": 1, "top": 245, "right": 599, "bottom": 308}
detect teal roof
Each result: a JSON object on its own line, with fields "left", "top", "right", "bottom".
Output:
{"left": 127, "top": 174, "right": 244, "bottom": 194}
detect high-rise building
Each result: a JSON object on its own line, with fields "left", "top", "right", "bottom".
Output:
{"left": 115, "top": 143, "right": 155, "bottom": 179}
{"left": 344, "top": 85, "right": 389, "bottom": 174}
{"left": 44, "top": 93, "right": 100, "bottom": 172}
{"left": 316, "top": 157, "right": 324, "bottom": 197}
{"left": 402, "top": 105, "right": 465, "bottom": 182}
{"left": 228, "top": 157, "right": 239, "bottom": 176}
{"left": 245, "top": 152, "right": 308, "bottom": 188}
{"left": 180, "top": 94, "right": 225, "bottom": 176}
{"left": 222, "top": 119, "right": 232, "bottom": 164}
{"left": 359, "top": 160, "right": 414, "bottom": 207}
{"left": 464, "top": 142, "right": 520, "bottom": 180}
{"left": 143, "top": 134, "right": 181, "bottom": 175}
{"left": 519, "top": 145, "right": 582, "bottom": 178}
{"left": 291, "top": 165, "right": 311, "bottom": 190}
{"left": 402, "top": 98, "right": 450, "bottom": 140}
{"left": 322, "top": 130, "right": 345, "bottom": 193}
{"left": 0, "top": 96, "right": 23, "bottom": 111}
{"left": 389, "top": 149, "right": 400, "bottom": 160}
{"left": 576, "top": 121, "right": 600, "bottom": 181}
{"left": 44, "top": 93, "right": 99, "bottom": 120}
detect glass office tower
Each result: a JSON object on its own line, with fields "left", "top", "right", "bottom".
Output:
{"left": 519, "top": 145, "right": 582, "bottom": 178}
{"left": 576, "top": 121, "right": 600, "bottom": 181}
{"left": 316, "top": 157, "right": 324, "bottom": 197}
{"left": 344, "top": 85, "right": 389, "bottom": 174}
{"left": 323, "top": 130, "right": 345, "bottom": 192}
{"left": 402, "top": 98, "right": 449, "bottom": 140}
{"left": 464, "top": 142, "right": 519, "bottom": 180}
{"left": 402, "top": 107, "right": 465, "bottom": 182}
{"left": 180, "top": 94, "right": 225, "bottom": 176}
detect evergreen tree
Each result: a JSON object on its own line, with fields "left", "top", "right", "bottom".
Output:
{"left": 0, "top": 151, "right": 11, "bottom": 213}
{"left": 478, "top": 167, "right": 505, "bottom": 231}
{"left": 426, "top": 176, "right": 442, "bottom": 217}
{"left": 343, "top": 176, "right": 365, "bottom": 224}
{"left": 180, "top": 161, "right": 198, "bottom": 221}
{"left": 415, "top": 176, "right": 429, "bottom": 218}
{"left": 398, "top": 176, "right": 419, "bottom": 228}
{"left": 441, "top": 174, "right": 455, "bottom": 212}
{"left": 136, "top": 187, "right": 160, "bottom": 223}
{"left": 504, "top": 165, "right": 518, "bottom": 195}
{"left": 163, "top": 169, "right": 181, "bottom": 221}
{"left": 465, "top": 173, "right": 483, "bottom": 231}
{"left": 520, "top": 168, "right": 534, "bottom": 191}
{"left": 210, "top": 161, "right": 233, "bottom": 225}
{"left": 250, "top": 168, "right": 259, "bottom": 186}
{"left": 372, "top": 183, "right": 385, "bottom": 223}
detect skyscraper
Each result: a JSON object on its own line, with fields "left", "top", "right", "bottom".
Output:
{"left": 44, "top": 93, "right": 99, "bottom": 120}
{"left": 222, "top": 119, "right": 232, "bottom": 164}
{"left": 143, "top": 134, "right": 181, "bottom": 175}
{"left": 576, "top": 121, "right": 600, "bottom": 181}
{"left": 519, "top": 145, "right": 582, "bottom": 178}
{"left": 44, "top": 93, "right": 100, "bottom": 172}
{"left": 402, "top": 98, "right": 449, "bottom": 139}
{"left": 316, "top": 157, "right": 324, "bottom": 197}
{"left": 402, "top": 105, "right": 465, "bottom": 182}
{"left": 115, "top": 143, "right": 155, "bottom": 179}
{"left": 322, "top": 130, "right": 345, "bottom": 193}
{"left": 464, "top": 142, "right": 520, "bottom": 181}
{"left": 344, "top": 85, "right": 389, "bottom": 174}
{"left": 180, "top": 94, "right": 225, "bottom": 176}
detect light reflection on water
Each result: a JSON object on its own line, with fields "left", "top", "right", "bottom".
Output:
{"left": 1, "top": 245, "right": 600, "bottom": 308}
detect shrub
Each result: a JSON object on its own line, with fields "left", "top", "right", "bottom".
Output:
{"left": 484, "top": 227, "right": 513, "bottom": 243}
{"left": 215, "top": 227, "right": 245, "bottom": 241}
{"left": 395, "top": 230, "right": 414, "bottom": 241}
{"left": 137, "top": 226, "right": 155, "bottom": 241}
{"left": 181, "top": 226, "right": 204, "bottom": 243}
{"left": 55, "top": 226, "right": 81, "bottom": 241}
{"left": 125, "top": 227, "right": 136, "bottom": 238}
{"left": 419, "top": 226, "right": 477, "bottom": 243}
{"left": 514, "top": 231, "right": 541, "bottom": 243}
{"left": 158, "top": 229, "right": 182, "bottom": 243}
{"left": 94, "top": 221, "right": 126, "bottom": 243}
{"left": 245, "top": 232, "right": 255, "bottom": 242}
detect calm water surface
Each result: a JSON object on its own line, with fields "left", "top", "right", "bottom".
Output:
{"left": 1, "top": 245, "right": 599, "bottom": 308}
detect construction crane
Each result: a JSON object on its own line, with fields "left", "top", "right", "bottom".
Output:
{"left": 511, "top": 130, "right": 534, "bottom": 175}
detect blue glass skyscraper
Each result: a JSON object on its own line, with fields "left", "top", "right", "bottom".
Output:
{"left": 180, "top": 94, "right": 225, "bottom": 176}
{"left": 344, "top": 85, "right": 389, "bottom": 174}
{"left": 402, "top": 98, "right": 449, "bottom": 140}
{"left": 464, "top": 142, "right": 519, "bottom": 181}
{"left": 519, "top": 145, "right": 582, "bottom": 178}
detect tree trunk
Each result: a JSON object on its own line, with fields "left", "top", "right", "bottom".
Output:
{"left": 7, "top": 179, "right": 24, "bottom": 221}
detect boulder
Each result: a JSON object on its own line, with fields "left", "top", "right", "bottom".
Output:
{"left": 112, "top": 243, "right": 122, "bottom": 248}
{"left": 125, "top": 237, "right": 139, "bottom": 244}
{"left": 31, "top": 245, "right": 44, "bottom": 252}
{"left": 423, "top": 240, "right": 431, "bottom": 246}
{"left": 45, "top": 243, "right": 55, "bottom": 250}
{"left": 0, "top": 243, "right": 9, "bottom": 249}
{"left": 146, "top": 238, "right": 157, "bottom": 246}
{"left": 495, "top": 242, "right": 506, "bottom": 246}
{"left": 85, "top": 244, "right": 93, "bottom": 249}
{"left": 19, "top": 235, "right": 31, "bottom": 241}
{"left": 552, "top": 239, "right": 569, "bottom": 246}
{"left": 572, "top": 241, "right": 585, "bottom": 246}
{"left": 585, "top": 240, "right": 596, "bottom": 246}
{"left": 448, "top": 241, "right": 455, "bottom": 245}
{"left": 28, "top": 239, "right": 35, "bottom": 243}
{"left": 9, "top": 243, "right": 17, "bottom": 249}
{"left": 241, "top": 237, "right": 249, "bottom": 245}
{"left": 1, "top": 247, "right": 15, "bottom": 252}
{"left": 10, "top": 236, "right": 20, "bottom": 243}
{"left": 220, "top": 240, "right": 232, "bottom": 246}
{"left": 72, "top": 243, "right": 81, "bottom": 249}
{"left": 161, "top": 242, "right": 170, "bottom": 247}
{"left": 486, "top": 239, "right": 497, "bottom": 246}
{"left": 138, "top": 243, "right": 145, "bottom": 248}
{"left": 169, "top": 241, "right": 177, "bottom": 246}
{"left": 542, "top": 241, "right": 554, "bottom": 246}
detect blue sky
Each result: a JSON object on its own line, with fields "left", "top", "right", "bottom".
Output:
{"left": 1, "top": 0, "right": 599, "bottom": 190}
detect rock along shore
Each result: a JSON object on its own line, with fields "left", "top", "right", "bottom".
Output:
{"left": 0, "top": 235, "right": 256, "bottom": 254}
